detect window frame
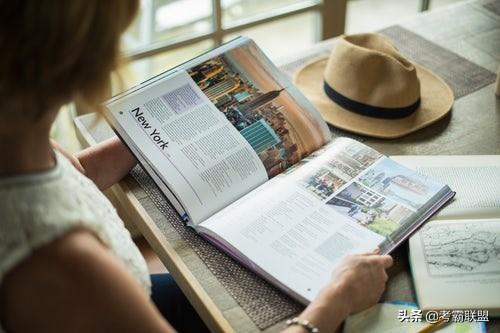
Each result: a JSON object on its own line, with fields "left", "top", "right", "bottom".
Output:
{"left": 124, "top": 0, "right": 346, "bottom": 61}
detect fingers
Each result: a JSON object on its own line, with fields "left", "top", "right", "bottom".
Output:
{"left": 356, "top": 247, "right": 385, "bottom": 257}
{"left": 340, "top": 253, "right": 394, "bottom": 277}
{"left": 354, "top": 248, "right": 380, "bottom": 257}
{"left": 382, "top": 270, "right": 389, "bottom": 283}
{"left": 377, "top": 255, "right": 393, "bottom": 268}
{"left": 354, "top": 251, "right": 393, "bottom": 267}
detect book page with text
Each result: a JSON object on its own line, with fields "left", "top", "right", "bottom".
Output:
{"left": 199, "top": 139, "right": 450, "bottom": 302}
{"left": 106, "top": 70, "right": 268, "bottom": 224}
{"left": 184, "top": 38, "right": 331, "bottom": 178}
{"left": 105, "top": 37, "right": 331, "bottom": 224}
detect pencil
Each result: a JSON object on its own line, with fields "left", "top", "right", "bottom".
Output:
{"left": 416, "top": 319, "right": 450, "bottom": 333}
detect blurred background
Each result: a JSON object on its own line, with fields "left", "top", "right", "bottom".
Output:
{"left": 54, "top": 0, "right": 461, "bottom": 151}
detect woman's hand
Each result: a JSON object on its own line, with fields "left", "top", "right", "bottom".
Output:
{"left": 51, "top": 139, "right": 87, "bottom": 173}
{"left": 284, "top": 252, "right": 393, "bottom": 333}
{"left": 327, "top": 252, "right": 393, "bottom": 313}
{"left": 52, "top": 137, "right": 137, "bottom": 190}
{"left": 75, "top": 136, "right": 137, "bottom": 190}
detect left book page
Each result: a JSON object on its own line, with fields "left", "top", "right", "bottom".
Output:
{"left": 105, "top": 70, "right": 268, "bottom": 225}
{"left": 104, "top": 37, "right": 331, "bottom": 225}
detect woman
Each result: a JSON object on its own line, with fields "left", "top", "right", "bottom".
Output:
{"left": 0, "top": 1, "right": 393, "bottom": 332}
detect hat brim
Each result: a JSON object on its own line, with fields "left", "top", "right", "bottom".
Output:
{"left": 293, "top": 57, "right": 454, "bottom": 139}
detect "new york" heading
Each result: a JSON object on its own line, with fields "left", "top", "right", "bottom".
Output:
{"left": 130, "top": 107, "right": 169, "bottom": 150}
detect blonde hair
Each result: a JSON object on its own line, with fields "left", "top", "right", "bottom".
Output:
{"left": 0, "top": 0, "right": 139, "bottom": 118}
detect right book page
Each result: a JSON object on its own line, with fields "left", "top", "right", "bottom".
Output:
{"left": 198, "top": 139, "right": 452, "bottom": 303}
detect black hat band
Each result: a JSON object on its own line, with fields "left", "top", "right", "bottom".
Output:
{"left": 323, "top": 81, "right": 420, "bottom": 119}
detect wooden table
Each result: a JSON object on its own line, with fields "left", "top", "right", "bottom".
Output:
{"left": 75, "top": 0, "right": 500, "bottom": 331}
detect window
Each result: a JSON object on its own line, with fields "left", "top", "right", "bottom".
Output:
{"left": 119, "top": 0, "right": 346, "bottom": 87}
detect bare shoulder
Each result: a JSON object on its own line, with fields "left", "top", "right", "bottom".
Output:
{"left": 0, "top": 228, "right": 172, "bottom": 333}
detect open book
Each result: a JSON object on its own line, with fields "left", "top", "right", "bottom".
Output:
{"left": 104, "top": 37, "right": 454, "bottom": 303}
{"left": 394, "top": 155, "right": 500, "bottom": 316}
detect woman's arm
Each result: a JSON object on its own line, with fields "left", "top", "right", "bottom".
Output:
{"left": 52, "top": 137, "right": 136, "bottom": 190}
{"left": 0, "top": 229, "right": 392, "bottom": 333}
{"left": 0, "top": 229, "right": 174, "bottom": 333}
{"left": 283, "top": 252, "right": 393, "bottom": 332}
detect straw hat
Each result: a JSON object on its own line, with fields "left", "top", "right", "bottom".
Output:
{"left": 293, "top": 33, "right": 453, "bottom": 138}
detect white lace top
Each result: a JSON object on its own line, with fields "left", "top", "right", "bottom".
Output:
{"left": 0, "top": 151, "right": 151, "bottom": 295}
